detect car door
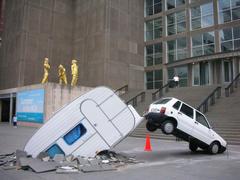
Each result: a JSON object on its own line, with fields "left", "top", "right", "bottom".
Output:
{"left": 191, "top": 110, "right": 214, "bottom": 145}
{"left": 177, "top": 103, "right": 195, "bottom": 135}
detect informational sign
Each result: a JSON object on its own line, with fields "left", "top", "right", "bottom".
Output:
{"left": 16, "top": 89, "right": 45, "bottom": 123}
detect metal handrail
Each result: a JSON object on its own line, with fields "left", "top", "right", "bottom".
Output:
{"left": 152, "top": 82, "right": 170, "bottom": 101}
{"left": 225, "top": 73, "right": 240, "bottom": 97}
{"left": 114, "top": 85, "right": 128, "bottom": 96}
{"left": 126, "top": 91, "right": 145, "bottom": 107}
{"left": 197, "top": 86, "right": 221, "bottom": 113}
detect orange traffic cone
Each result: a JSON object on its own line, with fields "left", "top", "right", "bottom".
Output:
{"left": 144, "top": 134, "right": 152, "bottom": 151}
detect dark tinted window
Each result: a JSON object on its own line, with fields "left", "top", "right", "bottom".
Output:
{"left": 196, "top": 111, "right": 209, "bottom": 128}
{"left": 154, "top": 98, "right": 172, "bottom": 104}
{"left": 180, "top": 103, "right": 193, "bottom": 118}
{"left": 173, "top": 101, "right": 181, "bottom": 110}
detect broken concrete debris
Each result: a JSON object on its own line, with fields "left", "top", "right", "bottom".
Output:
{"left": 0, "top": 150, "right": 141, "bottom": 174}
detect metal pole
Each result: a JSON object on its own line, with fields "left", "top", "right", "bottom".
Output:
{"left": 9, "top": 93, "right": 13, "bottom": 125}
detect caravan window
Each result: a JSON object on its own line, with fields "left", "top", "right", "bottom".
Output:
{"left": 63, "top": 123, "right": 87, "bottom": 145}
{"left": 46, "top": 144, "right": 65, "bottom": 158}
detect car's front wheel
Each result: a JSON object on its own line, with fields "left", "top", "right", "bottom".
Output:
{"left": 209, "top": 141, "right": 220, "bottom": 154}
{"left": 161, "top": 120, "right": 175, "bottom": 134}
{"left": 146, "top": 122, "right": 158, "bottom": 132}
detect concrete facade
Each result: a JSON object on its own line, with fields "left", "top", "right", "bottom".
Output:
{"left": 144, "top": 0, "right": 240, "bottom": 89}
{"left": 0, "top": 0, "right": 144, "bottom": 90}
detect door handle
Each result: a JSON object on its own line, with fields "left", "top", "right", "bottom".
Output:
{"left": 194, "top": 121, "right": 198, "bottom": 124}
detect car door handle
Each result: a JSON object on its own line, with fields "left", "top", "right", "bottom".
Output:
{"left": 194, "top": 121, "right": 198, "bottom": 124}
{"left": 178, "top": 112, "right": 182, "bottom": 115}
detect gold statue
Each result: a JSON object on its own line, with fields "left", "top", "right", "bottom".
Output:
{"left": 58, "top": 64, "right": 68, "bottom": 85}
{"left": 71, "top": 59, "right": 78, "bottom": 86}
{"left": 41, "top": 57, "right": 50, "bottom": 84}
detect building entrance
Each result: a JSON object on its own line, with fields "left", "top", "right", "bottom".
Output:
{"left": 0, "top": 97, "right": 16, "bottom": 123}
{"left": 223, "top": 61, "right": 233, "bottom": 83}
{"left": 192, "top": 62, "right": 209, "bottom": 86}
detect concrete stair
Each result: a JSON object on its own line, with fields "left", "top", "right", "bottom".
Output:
{"left": 206, "top": 88, "right": 240, "bottom": 145}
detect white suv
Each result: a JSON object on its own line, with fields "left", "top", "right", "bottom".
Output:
{"left": 145, "top": 97, "right": 227, "bottom": 154}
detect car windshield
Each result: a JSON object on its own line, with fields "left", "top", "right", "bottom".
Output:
{"left": 154, "top": 98, "right": 172, "bottom": 104}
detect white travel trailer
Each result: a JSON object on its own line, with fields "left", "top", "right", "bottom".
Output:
{"left": 24, "top": 86, "right": 144, "bottom": 158}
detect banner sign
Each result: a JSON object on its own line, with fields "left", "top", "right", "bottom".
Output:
{"left": 16, "top": 89, "right": 45, "bottom": 123}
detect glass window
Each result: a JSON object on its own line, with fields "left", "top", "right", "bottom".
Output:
{"left": 219, "top": 0, "right": 240, "bottom": 23}
{"left": 173, "top": 101, "right": 181, "bottom": 110}
{"left": 196, "top": 111, "right": 209, "bottom": 128}
{"left": 63, "top": 123, "right": 87, "bottom": 145}
{"left": 167, "top": 11, "right": 186, "bottom": 35}
{"left": 145, "top": 18, "right": 162, "bottom": 41}
{"left": 46, "top": 144, "right": 65, "bottom": 158}
{"left": 167, "top": 0, "right": 185, "bottom": 10}
{"left": 180, "top": 103, "right": 193, "bottom": 118}
{"left": 191, "top": 2, "right": 213, "bottom": 30}
{"left": 154, "top": 98, "right": 172, "bottom": 104}
{"left": 145, "top": 0, "right": 162, "bottom": 16}
{"left": 167, "top": 37, "right": 187, "bottom": 62}
{"left": 146, "top": 70, "right": 163, "bottom": 89}
{"left": 145, "top": 43, "right": 162, "bottom": 67}
{"left": 220, "top": 26, "right": 240, "bottom": 52}
{"left": 168, "top": 66, "right": 188, "bottom": 87}
{"left": 191, "top": 32, "right": 215, "bottom": 57}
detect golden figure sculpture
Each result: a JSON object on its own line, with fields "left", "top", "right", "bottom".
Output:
{"left": 71, "top": 59, "right": 78, "bottom": 86}
{"left": 58, "top": 64, "right": 68, "bottom": 85}
{"left": 41, "top": 57, "right": 50, "bottom": 84}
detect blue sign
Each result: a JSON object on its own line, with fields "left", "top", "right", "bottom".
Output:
{"left": 16, "top": 89, "right": 45, "bottom": 123}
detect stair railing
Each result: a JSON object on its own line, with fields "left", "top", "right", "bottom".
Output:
{"left": 152, "top": 82, "right": 170, "bottom": 101}
{"left": 126, "top": 91, "right": 145, "bottom": 107}
{"left": 225, "top": 73, "right": 240, "bottom": 97}
{"left": 114, "top": 84, "right": 128, "bottom": 96}
{"left": 197, "top": 86, "right": 221, "bottom": 113}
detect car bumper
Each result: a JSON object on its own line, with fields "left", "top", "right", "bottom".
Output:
{"left": 144, "top": 112, "right": 168, "bottom": 125}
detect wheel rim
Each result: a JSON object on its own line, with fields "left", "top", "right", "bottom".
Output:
{"left": 164, "top": 123, "right": 174, "bottom": 133}
{"left": 212, "top": 144, "right": 219, "bottom": 154}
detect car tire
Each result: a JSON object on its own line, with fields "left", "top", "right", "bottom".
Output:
{"left": 189, "top": 142, "right": 198, "bottom": 152}
{"left": 161, "top": 120, "right": 175, "bottom": 134}
{"left": 146, "top": 122, "right": 157, "bottom": 132}
{"left": 209, "top": 141, "right": 220, "bottom": 154}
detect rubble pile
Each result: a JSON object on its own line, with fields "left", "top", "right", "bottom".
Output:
{"left": 0, "top": 150, "right": 141, "bottom": 173}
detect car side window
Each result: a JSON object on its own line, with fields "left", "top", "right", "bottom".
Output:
{"left": 180, "top": 103, "right": 193, "bottom": 118}
{"left": 173, "top": 101, "right": 181, "bottom": 110}
{"left": 196, "top": 111, "right": 209, "bottom": 128}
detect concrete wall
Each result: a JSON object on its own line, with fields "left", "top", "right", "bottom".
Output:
{"left": 106, "top": 0, "right": 144, "bottom": 89}
{"left": 0, "top": 0, "right": 73, "bottom": 89}
{"left": 0, "top": 0, "right": 144, "bottom": 90}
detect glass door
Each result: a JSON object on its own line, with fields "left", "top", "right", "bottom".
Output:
{"left": 200, "top": 62, "right": 209, "bottom": 85}
{"left": 224, "top": 61, "right": 232, "bottom": 83}
{"left": 192, "top": 63, "right": 200, "bottom": 86}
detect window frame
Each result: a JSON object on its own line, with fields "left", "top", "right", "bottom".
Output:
{"left": 180, "top": 103, "right": 194, "bottom": 119}
{"left": 195, "top": 111, "right": 210, "bottom": 129}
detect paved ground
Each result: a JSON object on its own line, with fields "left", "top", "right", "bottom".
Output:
{"left": 0, "top": 123, "right": 240, "bottom": 180}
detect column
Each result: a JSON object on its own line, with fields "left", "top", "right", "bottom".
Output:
{"left": 9, "top": 94, "right": 13, "bottom": 125}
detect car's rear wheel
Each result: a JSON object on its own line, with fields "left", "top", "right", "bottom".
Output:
{"left": 146, "top": 122, "right": 158, "bottom": 132}
{"left": 209, "top": 141, "right": 220, "bottom": 154}
{"left": 161, "top": 120, "right": 175, "bottom": 134}
{"left": 189, "top": 141, "right": 198, "bottom": 152}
